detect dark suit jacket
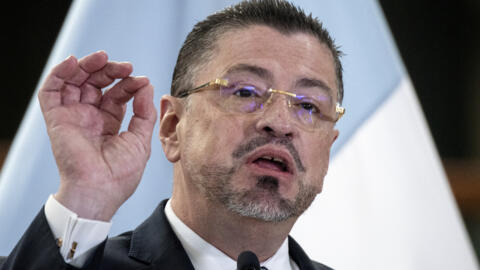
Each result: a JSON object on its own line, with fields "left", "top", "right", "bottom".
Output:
{"left": 1, "top": 200, "right": 333, "bottom": 270}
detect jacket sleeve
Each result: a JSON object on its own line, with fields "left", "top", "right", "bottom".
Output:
{"left": 0, "top": 207, "right": 106, "bottom": 270}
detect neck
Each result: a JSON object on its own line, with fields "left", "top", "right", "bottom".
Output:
{"left": 170, "top": 167, "right": 296, "bottom": 262}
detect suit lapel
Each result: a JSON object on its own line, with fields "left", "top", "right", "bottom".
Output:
{"left": 124, "top": 200, "right": 321, "bottom": 270}
{"left": 289, "top": 236, "right": 317, "bottom": 270}
{"left": 128, "top": 199, "right": 195, "bottom": 270}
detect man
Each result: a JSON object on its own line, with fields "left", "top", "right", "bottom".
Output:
{"left": 1, "top": 0, "right": 344, "bottom": 269}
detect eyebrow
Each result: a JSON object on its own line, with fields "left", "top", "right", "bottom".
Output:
{"left": 224, "top": 64, "right": 274, "bottom": 82}
{"left": 295, "top": 78, "right": 333, "bottom": 95}
{"left": 223, "top": 63, "right": 334, "bottom": 95}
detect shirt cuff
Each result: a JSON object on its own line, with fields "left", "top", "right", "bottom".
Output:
{"left": 44, "top": 194, "right": 112, "bottom": 268}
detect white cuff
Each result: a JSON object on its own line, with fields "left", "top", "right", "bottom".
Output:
{"left": 44, "top": 194, "right": 112, "bottom": 268}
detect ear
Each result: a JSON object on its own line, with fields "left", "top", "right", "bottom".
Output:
{"left": 159, "top": 95, "right": 183, "bottom": 163}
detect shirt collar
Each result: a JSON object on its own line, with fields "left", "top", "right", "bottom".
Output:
{"left": 164, "top": 199, "right": 297, "bottom": 270}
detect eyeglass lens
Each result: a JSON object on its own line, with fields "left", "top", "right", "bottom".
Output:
{"left": 216, "top": 79, "right": 337, "bottom": 125}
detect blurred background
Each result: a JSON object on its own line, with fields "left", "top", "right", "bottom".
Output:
{"left": 1, "top": 0, "right": 478, "bottom": 260}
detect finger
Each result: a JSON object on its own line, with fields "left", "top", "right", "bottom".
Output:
{"left": 78, "top": 50, "right": 109, "bottom": 73}
{"left": 100, "top": 98, "right": 127, "bottom": 126}
{"left": 86, "top": 61, "right": 133, "bottom": 89}
{"left": 80, "top": 62, "right": 133, "bottom": 106}
{"left": 38, "top": 55, "right": 78, "bottom": 112}
{"left": 127, "top": 83, "right": 157, "bottom": 150}
{"left": 79, "top": 83, "right": 102, "bottom": 106}
{"left": 64, "top": 51, "right": 108, "bottom": 86}
{"left": 100, "top": 76, "right": 150, "bottom": 122}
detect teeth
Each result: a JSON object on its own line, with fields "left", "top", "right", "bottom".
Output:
{"left": 258, "top": 155, "right": 288, "bottom": 171}
{"left": 272, "top": 157, "right": 284, "bottom": 163}
{"left": 260, "top": 155, "right": 285, "bottom": 164}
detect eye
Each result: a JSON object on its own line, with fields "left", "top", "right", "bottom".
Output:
{"left": 233, "top": 85, "right": 260, "bottom": 98}
{"left": 298, "top": 102, "right": 319, "bottom": 113}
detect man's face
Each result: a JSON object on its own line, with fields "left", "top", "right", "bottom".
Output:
{"left": 177, "top": 25, "right": 339, "bottom": 222}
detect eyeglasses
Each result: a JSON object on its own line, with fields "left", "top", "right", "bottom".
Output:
{"left": 178, "top": 78, "right": 345, "bottom": 129}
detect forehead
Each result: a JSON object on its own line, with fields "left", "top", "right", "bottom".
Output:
{"left": 196, "top": 25, "right": 337, "bottom": 95}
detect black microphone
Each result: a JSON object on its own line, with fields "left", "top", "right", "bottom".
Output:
{"left": 237, "top": 250, "right": 260, "bottom": 270}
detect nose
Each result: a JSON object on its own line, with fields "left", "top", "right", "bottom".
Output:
{"left": 255, "top": 94, "right": 298, "bottom": 139}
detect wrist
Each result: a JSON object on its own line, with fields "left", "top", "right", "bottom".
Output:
{"left": 55, "top": 185, "right": 119, "bottom": 221}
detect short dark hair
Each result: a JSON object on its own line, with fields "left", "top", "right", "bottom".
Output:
{"left": 171, "top": 0, "right": 344, "bottom": 103}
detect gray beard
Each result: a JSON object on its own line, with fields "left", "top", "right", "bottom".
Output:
{"left": 192, "top": 163, "right": 317, "bottom": 223}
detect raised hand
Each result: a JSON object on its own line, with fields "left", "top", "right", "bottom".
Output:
{"left": 38, "top": 51, "right": 157, "bottom": 221}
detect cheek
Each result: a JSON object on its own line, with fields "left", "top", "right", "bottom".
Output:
{"left": 302, "top": 134, "right": 334, "bottom": 188}
{"left": 209, "top": 115, "right": 249, "bottom": 154}
{"left": 181, "top": 107, "right": 247, "bottom": 163}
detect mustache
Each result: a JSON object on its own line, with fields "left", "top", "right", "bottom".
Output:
{"left": 232, "top": 136, "right": 305, "bottom": 172}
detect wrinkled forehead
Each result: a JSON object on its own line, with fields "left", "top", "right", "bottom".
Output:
{"left": 197, "top": 25, "right": 338, "bottom": 100}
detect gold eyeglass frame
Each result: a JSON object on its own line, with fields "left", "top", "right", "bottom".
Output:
{"left": 178, "top": 78, "right": 345, "bottom": 122}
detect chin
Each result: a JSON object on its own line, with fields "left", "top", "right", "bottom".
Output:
{"left": 223, "top": 175, "right": 314, "bottom": 223}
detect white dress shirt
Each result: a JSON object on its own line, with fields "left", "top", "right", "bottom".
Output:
{"left": 44, "top": 195, "right": 111, "bottom": 268}
{"left": 44, "top": 195, "right": 300, "bottom": 270}
{"left": 164, "top": 200, "right": 299, "bottom": 270}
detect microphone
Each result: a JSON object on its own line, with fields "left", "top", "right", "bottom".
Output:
{"left": 237, "top": 250, "right": 260, "bottom": 270}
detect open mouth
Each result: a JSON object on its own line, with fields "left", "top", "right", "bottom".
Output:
{"left": 253, "top": 155, "right": 289, "bottom": 173}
